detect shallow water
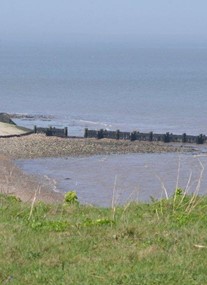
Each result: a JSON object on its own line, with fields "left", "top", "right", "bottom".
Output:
{"left": 16, "top": 151, "right": 207, "bottom": 207}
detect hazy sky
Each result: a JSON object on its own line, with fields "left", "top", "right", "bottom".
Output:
{"left": 1, "top": 0, "right": 207, "bottom": 44}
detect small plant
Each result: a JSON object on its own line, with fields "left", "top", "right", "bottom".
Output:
{"left": 64, "top": 191, "right": 79, "bottom": 205}
{"left": 7, "top": 195, "right": 21, "bottom": 203}
{"left": 174, "top": 188, "right": 183, "bottom": 197}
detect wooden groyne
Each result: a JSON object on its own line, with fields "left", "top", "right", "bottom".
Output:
{"left": 31, "top": 125, "right": 207, "bottom": 144}
{"left": 34, "top": 126, "right": 68, "bottom": 137}
{"left": 84, "top": 128, "right": 206, "bottom": 144}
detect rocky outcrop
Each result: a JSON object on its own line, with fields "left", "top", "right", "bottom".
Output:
{"left": 0, "top": 113, "right": 16, "bottom": 125}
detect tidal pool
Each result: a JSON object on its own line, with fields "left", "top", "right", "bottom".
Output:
{"left": 16, "top": 152, "right": 207, "bottom": 207}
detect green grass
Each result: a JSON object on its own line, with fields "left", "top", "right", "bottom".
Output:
{"left": 1, "top": 191, "right": 207, "bottom": 284}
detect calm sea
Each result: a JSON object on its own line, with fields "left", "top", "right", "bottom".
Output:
{"left": 2, "top": 41, "right": 207, "bottom": 205}
{"left": 1, "top": 41, "right": 207, "bottom": 136}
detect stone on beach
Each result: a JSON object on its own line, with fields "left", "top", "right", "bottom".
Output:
{"left": 0, "top": 134, "right": 196, "bottom": 159}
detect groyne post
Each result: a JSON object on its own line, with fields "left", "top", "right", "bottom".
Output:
{"left": 84, "top": 128, "right": 88, "bottom": 138}
{"left": 46, "top": 126, "right": 53, "bottom": 136}
{"left": 64, "top": 127, "right": 68, "bottom": 137}
{"left": 130, "top": 131, "right": 136, "bottom": 141}
{"left": 163, "top": 132, "right": 170, "bottom": 143}
{"left": 149, "top": 131, "right": 153, "bottom": 142}
{"left": 34, "top": 125, "right": 37, "bottom": 133}
{"left": 196, "top": 134, "right": 204, "bottom": 144}
{"left": 182, "top": 133, "right": 187, "bottom": 143}
{"left": 116, "top": 129, "right": 120, "bottom": 140}
{"left": 97, "top": 129, "right": 104, "bottom": 139}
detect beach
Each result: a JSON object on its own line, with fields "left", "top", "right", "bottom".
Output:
{"left": 0, "top": 133, "right": 199, "bottom": 204}
{"left": 0, "top": 133, "right": 196, "bottom": 159}
{"left": 0, "top": 154, "right": 63, "bottom": 203}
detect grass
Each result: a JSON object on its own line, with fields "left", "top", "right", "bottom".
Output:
{"left": 1, "top": 191, "right": 207, "bottom": 285}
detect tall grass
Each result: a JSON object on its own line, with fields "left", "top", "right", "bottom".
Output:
{"left": 1, "top": 155, "right": 207, "bottom": 284}
{"left": 1, "top": 185, "right": 207, "bottom": 285}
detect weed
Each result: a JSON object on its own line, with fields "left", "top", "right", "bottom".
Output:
{"left": 64, "top": 191, "right": 79, "bottom": 205}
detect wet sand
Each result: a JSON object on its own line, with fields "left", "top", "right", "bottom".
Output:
{"left": 0, "top": 134, "right": 200, "bottom": 204}
{"left": 0, "top": 154, "right": 63, "bottom": 203}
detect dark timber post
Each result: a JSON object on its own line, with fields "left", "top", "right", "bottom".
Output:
{"left": 116, "top": 129, "right": 120, "bottom": 140}
{"left": 182, "top": 133, "right": 187, "bottom": 143}
{"left": 149, "top": 131, "right": 153, "bottom": 142}
{"left": 64, "top": 127, "right": 68, "bottom": 137}
{"left": 34, "top": 125, "right": 37, "bottom": 133}
{"left": 163, "top": 132, "right": 170, "bottom": 143}
{"left": 97, "top": 129, "right": 104, "bottom": 139}
{"left": 130, "top": 131, "right": 136, "bottom": 141}
{"left": 196, "top": 134, "right": 204, "bottom": 144}
{"left": 84, "top": 128, "right": 88, "bottom": 138}
{"left": 46, "top": 126, "right": 53, "bottom": 136}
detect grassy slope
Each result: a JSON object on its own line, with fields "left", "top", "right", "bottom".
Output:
{"left": 1, "top": 192, "right": 207, "bottom": 285}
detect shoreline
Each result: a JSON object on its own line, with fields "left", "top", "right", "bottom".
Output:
{"left": 0, "top": 154, "right": 63, "bottom": 204}
{"left": 0, "top": 134, "right": 203, "bottom": 204}
{"left": 0, "top": 133, "right": 199, "bottom": 160}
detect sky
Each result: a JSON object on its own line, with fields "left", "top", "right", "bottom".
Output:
{"left": 0, "top": 0, "right": 207, "bottom": 44}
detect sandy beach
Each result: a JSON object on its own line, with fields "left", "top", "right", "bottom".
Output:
{"left": 0, "top": 134, "right": 199, "bottom": 203}
{"left": 0, "top": 154, "right": 63, "bottom": 203}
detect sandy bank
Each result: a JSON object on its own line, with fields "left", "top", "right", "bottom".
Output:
{"left": 0, "top": 154, "right": 63, "bottom": 203}
{"left": 0, "top": 122, "right": 32, "bottom": 137}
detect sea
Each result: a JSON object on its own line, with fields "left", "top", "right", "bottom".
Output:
{"left": 2, "top": 39, "right": 207, "bottom": 206}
